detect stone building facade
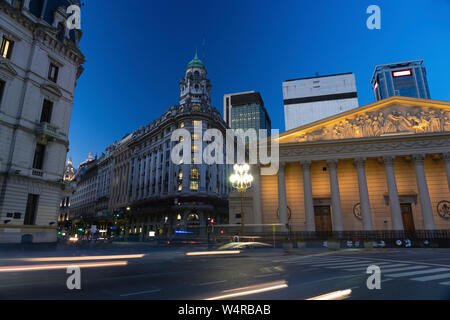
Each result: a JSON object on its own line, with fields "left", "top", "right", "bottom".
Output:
{"left": 0, "top": 0, "right": 84, "bottom": 243}
{"left": 233, "top": 97, "right": 450, "bottom": 234}
{"left": 108, "top": 54, "right": 231, "bottom": 238}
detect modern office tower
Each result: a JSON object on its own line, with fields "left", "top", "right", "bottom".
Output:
{"left": 283, "top": 73, "right": 359, "bottom": 131}
{"left": 371, "top": 59, "right": 431, "bottom": 101}
{"left": 0, "top": 0, "right": 85, "bottom": 243}
{"left": 223, "top": 91, "right": 272, "bottom": 136}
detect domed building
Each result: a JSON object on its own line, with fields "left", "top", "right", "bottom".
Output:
{"left": 107, "top": 53, "right": 232, "bottom": 238}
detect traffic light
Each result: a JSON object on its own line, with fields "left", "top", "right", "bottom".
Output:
{"left": 210, "top": 218, "right": 215, "bottom": 224}
{"left": 220, "top": 229, "right": 224, "bottom": 235}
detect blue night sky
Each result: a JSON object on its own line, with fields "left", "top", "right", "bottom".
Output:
{"left": 68, "top": 0, "right": 450, "bottom": 166}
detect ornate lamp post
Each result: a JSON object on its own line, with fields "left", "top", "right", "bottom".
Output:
{"left": 230, "top": 164, "right": 253, "bottom": 237}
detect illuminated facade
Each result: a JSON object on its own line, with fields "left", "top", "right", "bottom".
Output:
{"left": 372, "top": 60, "right": 431, "bottom": 101}
{"left": 0, "top": 0, "right": 84, "bottom": 243}
{"left": 235, "top": 97, "right": 450, "bottom": 233}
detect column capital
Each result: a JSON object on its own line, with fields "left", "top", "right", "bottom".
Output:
{"left": 383, "top": 156, "right": 396, "bottom": 166}
{"left": 442, "top": 153, "right": 450, "bottom": 162}
{"left": 278, "top": 162, "right": 287, "bottom": 172}
{"left": 300, "top": 160, "right": 312, "bottom": 169}
{"left": 326, "top": 159, "right": 339, "bottom": 169}
{"left": 354, "top": 157, "right": 367, "bottom": 168}
{"left": 412, "top": 154, "right": 426, "bottom": 163}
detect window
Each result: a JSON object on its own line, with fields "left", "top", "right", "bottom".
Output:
{"left": 193, "top": 120, "right": 202, "bottom": 127}
{"left": 40, "top": 99, "right": 53, "bottom": 123}
{"left": 24, "top": 194, "right": 39, "bottom": 226}
{"left": 0, "top": 80, "right": 5, "bottom": 104}
{"left": 190, "top": 181, "right": 198, "bottom": 191}
{"left": 0, "top": 36, "right": 14, "bottom": 59}
{"left": 48, "top": 63, "right": 59, "bottom": 83}
{"left": 179, "top": 122, "right": 185, "bottom": 128}
{"left": 190, "top": 168, "right": 199, "bottom": 191}
{"left": 33, "top": 144, "right": 45, "bottom": 170}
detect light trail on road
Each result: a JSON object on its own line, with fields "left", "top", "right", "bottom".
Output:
{"left": 185, "top": 251, "right": 241, "bottom": 256}
{"left": 9, "top": 254, "right": 145, "bottom": 262}
{"left": 0, "top": 261, "right": 128, "bottom": 272}
{"left": 205, "top": 280, "right": 288, "bottom": 300}
{"left": 307, "top": 289, "right": 352, "bottom": 300}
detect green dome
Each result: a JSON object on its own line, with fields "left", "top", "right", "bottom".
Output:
{"left": 187, "top": 51, "right": 205, "bottom": 69}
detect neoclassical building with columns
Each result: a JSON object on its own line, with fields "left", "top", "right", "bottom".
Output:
{"left": 240, "top": 97, "right": 450, "bottom": 234}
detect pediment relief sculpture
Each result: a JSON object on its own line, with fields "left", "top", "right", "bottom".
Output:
{"left": 294, "top": 105, "right": 450, "bottom": 143}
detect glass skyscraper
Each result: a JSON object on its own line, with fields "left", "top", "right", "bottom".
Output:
{"left": 223, "top": 91, "right": 271, "bottom": 137}
{"left": 371, "top": 60, "right": 431, "bottom": 101}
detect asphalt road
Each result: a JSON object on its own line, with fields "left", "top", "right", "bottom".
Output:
{"left": 1, "top": 246, "right": 450, "bottom": 300}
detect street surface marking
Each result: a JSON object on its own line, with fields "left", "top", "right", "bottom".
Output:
{"left": 120, "top": 289, "right": 161, "bottom": 297}
{"left": 344, "top": 264, "right": 408, "bottom": 271}
{"left": 381, "top": 266, "right": 428, "bottom": 273}
{"left": 386, "top": 268, "right": 450, "bottom": 278}
{"left": 197, "top": 280, "right": 227, "bottom": 286}
{"left": 326, "top": 262, "right": 392, "bottom": 269}
{"left": 411, "top": 273, "right": 450, "bottom": 282}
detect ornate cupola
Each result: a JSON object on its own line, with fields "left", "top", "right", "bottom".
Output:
{"left": 179, "top": 51, "right": 212, "bottom": 108}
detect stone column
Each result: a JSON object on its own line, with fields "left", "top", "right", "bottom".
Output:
{"left": 442, "top": 153, "right": 450, "bottom": 193}
{"left": 160, "top": 143, "right": 167, "bottom": 195}
{"left": 167, "top": 142, "right": 175, "bottom": 194}
{"left": 277, "top": 162, "right": 288, "bottom": 230}
{"left": 127, "top": 161, "right": 133, "bottom": 199}
{"left": 383, "top": 156, "right": 403, "bottom": 230}
{"left": 252, "top": 165, "right": 263, "bottom": 226}
{"left": 182, "top": 163, "right": 190, "bottom": 192}
{"left": 212, "top": 164, "right": 218, "bottom": 194}
{"left": 327, "top": 159, "right": 344, "bottom": 232}
{"left": 155, "top": 148, "right": 161, "bottom": 195}
{"left": 354, "top": 158, "right": 374, "bottom": 231}
{"left": 144, "top": 154, "right": 150, "bottom": 198}
{"left": 149, "top": 152, "right": 155, "bottom": 197}
{"left": 132, "top": 157, "right": 138, "bottom": 201}
{"left": 138, "top": 158, "right": 144, "bottom": 199}
{"left": 301, "top": 161, "right": 315, "bottom": 232}
{"left": 413, "top": 154, "right": 435, "bottom": 230}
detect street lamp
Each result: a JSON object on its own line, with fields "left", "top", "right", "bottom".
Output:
{"left": 230, "top": 163, "right": 253, "bottom": 237}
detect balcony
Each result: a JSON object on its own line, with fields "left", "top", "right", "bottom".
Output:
{"left": 35, "top": 122, "right": 61, "bottom": 141}
{"left": 32, "top": 169, "right": 43, "bottom": 177}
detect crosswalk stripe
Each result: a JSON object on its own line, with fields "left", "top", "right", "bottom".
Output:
{"left": 439, "top": 281, "right": 450, "bottom": 286}
{"left": 382, "top": 266, "right": 429, "bottom": 273}
{"left": 325, "top": 263, "right": 378, "bottom": 269}
{"left": 287, "top": 259, "right": 354, "bottom": 265}
{"left": 325, "top": 262, "right": 392, "bottom": 269}
{"left": 411, "top": 273, "right": 450, "bottom": 282}
{"left": 343, "top": 264, "right": 408, "bottom": 271}
{"left": 310, "top": 261, "right": 373, "bottom": 267}
{"left": 386, "top": 268, "right": 450, "bottom": 278}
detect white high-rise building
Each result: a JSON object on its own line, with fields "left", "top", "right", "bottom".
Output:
{"left": 0, "top": 0, "right": 85, "bottom": 244}
{"left": 283, "top": 73, "right": 359, "bottom": 131}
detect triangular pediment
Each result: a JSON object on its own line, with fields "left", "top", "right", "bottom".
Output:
{"left": 278, "top": 97, "right": 450, "bottom": 144}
